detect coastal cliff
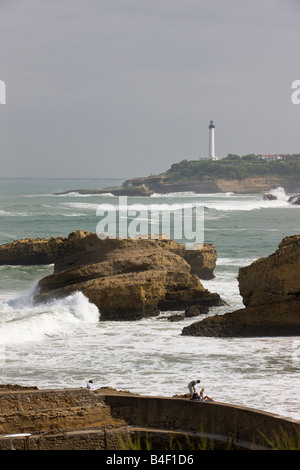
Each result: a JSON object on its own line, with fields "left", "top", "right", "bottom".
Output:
{"left": 56, "top": 153, "right": 300, "bottom": 196}
{"left": 182, "top": 235, "right": 300, "bottom": 337}
{"left": 33, "top": 231, "right": 222, "bottom": 320}
{"left": 120, "top": 175, "right": 300, "bottom": 195}
{"left": 56, "top": 175, "right": 299, "bottom": 196}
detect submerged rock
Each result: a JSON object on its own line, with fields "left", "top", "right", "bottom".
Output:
{"left": 262, "top": 193, "right": 277, "bottom": 200}
{"left": 34, "top": 231, "right": 223, "bottom": 321}
{"left": 182, "top": 234, "right": 300, "bottom": 337}
{"left": 184, "top": 305, "right": 209, "bottom": 316}
{"left": 161, "top": 305, "right": 209, "bottom": 322}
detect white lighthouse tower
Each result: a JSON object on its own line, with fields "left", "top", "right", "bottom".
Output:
{"left": 198, "top": 120, "right": 219, "bottom": 161}
{"left": 209, "top": 120, "right": 218, "bottom": 160}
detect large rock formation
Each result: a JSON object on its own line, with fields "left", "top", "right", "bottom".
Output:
{"left": 182, "top": 235, "right": 300, "bottom": 337}
{"left": 0, "top": 235, "right": 217, "bottom": 280}
{"left": 34, "top": 231, "right": 222, "bottom": 320}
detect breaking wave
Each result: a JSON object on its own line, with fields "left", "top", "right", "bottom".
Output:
{"left": 0, "top": 290, "right": 99, "bottom": 345}
{"left": 204, "top": 187, "right": 290, "bottom": 212}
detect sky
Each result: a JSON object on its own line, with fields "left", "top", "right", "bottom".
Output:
{"left": 0, "top": 0, "right": 299, "bottom": 179}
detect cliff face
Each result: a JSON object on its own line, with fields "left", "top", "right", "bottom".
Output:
{"left": 113, "top": 174, "right": 300, "bottom": 195}
{"left": 34, "top": 231, "right": 222, "bottom": 320}
{"left": 212, "top": 177, "right": 290, "bottom": 193}
{"left": 182, "top": 235, "right": 300, "bottom": 337}
{"left": 238, "top": 235, "right": 300, "bottom": 308}
{"left": 57, "top": 175, "right": 300, "bottom": 196}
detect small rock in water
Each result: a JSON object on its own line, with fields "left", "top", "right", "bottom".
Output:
{"left": 288, "top": 194, "right": 300, "bottom": 205}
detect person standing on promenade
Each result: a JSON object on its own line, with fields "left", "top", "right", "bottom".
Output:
{"left": 188, "top": 379, "right": 200, "bottom": 397}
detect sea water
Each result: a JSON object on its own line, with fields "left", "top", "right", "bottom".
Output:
{"left": 0, "top": 179, "right": 299, "bottom": 420}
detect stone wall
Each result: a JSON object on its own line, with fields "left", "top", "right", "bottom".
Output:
{"left": 0, "top": 388, "right": 299, "bottom": 450}
{"left": 0, "top": 388, "right": 126, "bottom": 436}
{"left": 104, "top": 394, "right": 300, "bottom": 448}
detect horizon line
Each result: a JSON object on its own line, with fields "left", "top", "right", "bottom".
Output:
{"left": 0, "top": 177, "right": 127, "bottom": 180}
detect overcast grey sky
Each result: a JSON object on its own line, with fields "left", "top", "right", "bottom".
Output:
{"left": 0, "top": 0, "right": 299, "bottom": 179}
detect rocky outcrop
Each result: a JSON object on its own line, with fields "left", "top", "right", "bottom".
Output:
{"left": 155, "top": 238, "right": 217, "bottom": 279}
{"left": 0, "top": 235, "right": 217, "bottom": 280}
{"left": 262, "top": 193, "right": 277, "bottom": 200}
{"left": 34, "top": 231, "right": 222, "bottom": 320}
{"left": 288, "top": 194, "right": 300, "bottom": 205}
{"left": 56, "top": 175, "right": 300, "bottom": 196}
{"left": 182, "top": 235, "right": 300, "bottom": 337}
{"left": 56, "top": 184, "right": 154, "bottom": 197}
{"left": 161, "top": 305, "right": 209, "bottom": 322}
{"left": 0, "top": 237, "right": 64, "bottom": 265}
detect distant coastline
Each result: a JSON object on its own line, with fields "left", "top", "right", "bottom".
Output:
{"left": 56, "top": 154, "right": 300, "bottom": 197}
{"left": 55, "top": 154, "right": 300, "bottom": 197}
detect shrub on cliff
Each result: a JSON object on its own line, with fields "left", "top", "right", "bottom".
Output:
{"left": 166, "top": 155, "right": 300, "bottom": 182}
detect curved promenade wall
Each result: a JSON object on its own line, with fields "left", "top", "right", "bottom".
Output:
{"left": 0, "top": 388, "right": 299, "bottom": 450}
{"left": 104, "top": 394, "right": 300, "bottom": 448}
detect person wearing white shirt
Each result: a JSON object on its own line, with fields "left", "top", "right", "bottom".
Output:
{"left": 86, "top": 380, "right": 94, "bottom": 390}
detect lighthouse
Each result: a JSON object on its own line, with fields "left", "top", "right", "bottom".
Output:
{"left": 209, "top": 120, "right": 217, "bottom": 160}
{"left": 198, "top": 120, "right": 218, "bottom": 161}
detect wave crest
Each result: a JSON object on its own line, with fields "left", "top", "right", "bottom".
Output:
{"left": 0, "top": 291, "right": 99, "bottom": 345}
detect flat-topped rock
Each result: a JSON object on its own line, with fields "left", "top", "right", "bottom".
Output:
{"left": 0, "top": 236, "right": 64, "bottom": 265}
{"left": 0, "top": 234, "right": 217, "bottom": 280}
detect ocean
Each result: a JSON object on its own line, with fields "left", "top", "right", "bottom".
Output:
{"left": 0, "top": 179, "right": 299, "bottom": 421}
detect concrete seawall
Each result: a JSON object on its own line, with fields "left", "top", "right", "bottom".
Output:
{"left": 0, "top": 387, "right": 299, "bottom": 450}
{"left": 104, "top": 393, "right": 300, "bottom": 448}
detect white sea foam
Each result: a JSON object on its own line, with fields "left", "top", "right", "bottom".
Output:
{"left": 151, "top": 191, "right": 197, "bottom": 197}
{"left": 62, "top": 187, "right": 293, "bottom": 214}
{"left": 0, "top": 291, "right": 99, "bottom": 345}
{"left": 204, "top": 193, "right": 290, "bottom": 211}
{"left": 217, "top": 257, "right": 256, "bottom": 267}
{"left": 0, "top": 210, "right": 14, "bottom": 216}
{"left": 63, "top": 201, "right": 203, "bottom": 212}
{"left": 151, "top": 192, "right": 235, "bottom": 198}
{"left": 0, "top": 210, "right": 33, "bottom": 217}
{"left": 56, "top": 191, "right": 115, "bottom": 197}
{"left": 62, "top": 202, "right": 100, "bottom": 211}
{"left": 266, "top": 186, "right": 289, "bottom": 201}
